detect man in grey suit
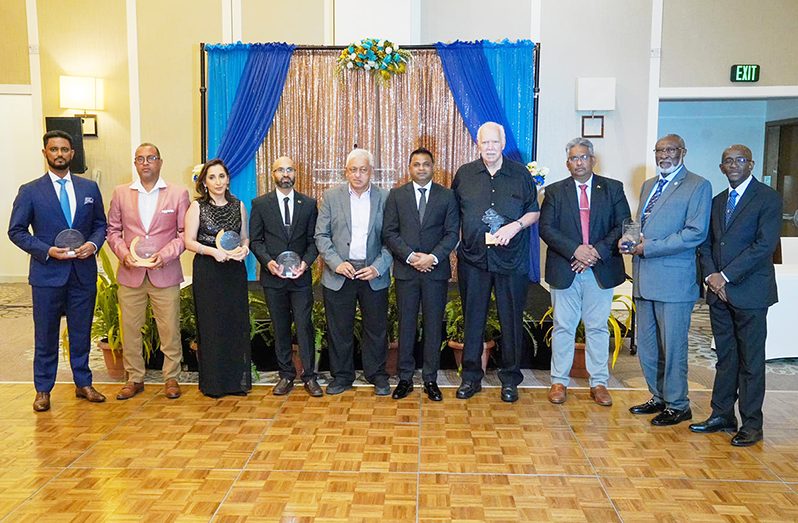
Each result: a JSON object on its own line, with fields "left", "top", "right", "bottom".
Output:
{"left": 315, "top": 148, "right": 393, "bottom": 395}
{"left": 622, "top": 134, "right": 712, "bottom": 426}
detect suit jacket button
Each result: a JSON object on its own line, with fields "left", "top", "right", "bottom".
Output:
{"left": 720, "top": 241, "right": 725, "bottom": 246}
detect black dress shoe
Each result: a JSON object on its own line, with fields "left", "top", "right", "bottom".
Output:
{"left": 392, "top": 380, "right": 414, "bottom": 400}
{"left": 651, "top": 407, "right": 692, "bottom": 426}
{"left": 273, "top": 378, "right": 294, "bottom": 396}
{"left": 501, "top": 385, "right": 518, "bottom": 403}
{"left": 423, "top": 381, "right": 442, "bottom": 401}
{"left": 456, "top": 381, "right": 482, "bottom": 399}
{"left": 689, "top": 415, "right": 737, "bottom": 434}
{"left": 303, "top": 378, "right": 323, "bottom": 397}
{"left": 629, "top": 399, "right": 666, "bottom": 415}
{"left": 731, "top": 428, "right": 763, "bottom": 447}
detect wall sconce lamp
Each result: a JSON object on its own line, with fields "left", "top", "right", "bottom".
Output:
{"left": 576, "top": 77, "right": 616, "bottom": 138}
{"left": 59, "top": 76, "right": 104, "bottom": 137}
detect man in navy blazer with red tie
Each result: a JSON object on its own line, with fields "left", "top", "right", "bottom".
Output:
{"left": 8, "top": 131, "right": 107, "bottom": 412}
{"left": 539, "top": 137, "right": 630, "bottom": 407}
{"left": 691, "top": 144, "right": 782, "bottom": 447}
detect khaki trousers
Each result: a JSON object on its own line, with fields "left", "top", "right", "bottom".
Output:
{"left": 117, "top": 275, "right": 182, "bottom": 382}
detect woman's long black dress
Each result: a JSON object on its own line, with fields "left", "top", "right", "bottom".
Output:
{"left": 192, "top": 197, "right": 251, "bottom": 397}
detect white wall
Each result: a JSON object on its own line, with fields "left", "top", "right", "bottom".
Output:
{"left": 0, "top": 93, "right": 44, "bottom": 282}
{"left": 658, "top": 100, "right": 767, "bottom": 194}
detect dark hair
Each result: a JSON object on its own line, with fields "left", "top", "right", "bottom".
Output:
{"left": 43, "top": 130, "right": 73, "bottom": 148}
{"left": 136, "top": 142, "right": 162, "bottom": 158}
{"left": 194, "top": 158, "right": 233, "bottom": 203}
{"left": 408, "top": 147, "right": 434, "bottom": 164}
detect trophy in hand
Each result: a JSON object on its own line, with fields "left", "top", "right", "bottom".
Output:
{"left": 54, "top": 229, "right": 85, "bottom": 257}
{"left": 482, "top": 208, "right": 508, "bottom": 246}
{"left": 276, "top": 251, "right": 302, "bottom": 278}
{"left": 129, "top": 236, "right": 159, "bottom": 267}
{"left": 620, "top": 218, "right": 642, "bottom": 253}
{"left": 215, "top": 229, "right": 243, "bottom": 257}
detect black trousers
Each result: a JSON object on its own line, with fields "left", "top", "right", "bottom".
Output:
{"left": 396, "top": 278, "right": 447, "bottom": 382}
{"left": 709, "top": 300, "right": 768, "bottom": 431}
{"left": 263, "top": 283, "right": 316, "bottom": 382}
{"left": 458, "top": 260, "right": 528, "bottom": 386}
{"left": 323, "top": 279, "right": 389, "bottom": 385}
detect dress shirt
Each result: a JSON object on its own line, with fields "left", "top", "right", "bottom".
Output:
{"left": 717, "top": 174, "right": 754, "bottom": 283}
{"left": 276, "top": 188, "right": 295, "bottom": 225}
{"left": 575, "top": 174, "right": 594, "bottom": 204}
{"left": 49, "top": 171, "right": 76, "bottom": 224}
{"left": 643, "top": 164, "right": 683, "bottom": 211}
{"left": 130, "top": 176, "right": 168, "bottom": 233}
{"left": 348, "top": 184, "right": 371, "bottom": 260}
{"left": 406, "top": 180, "right": 438, "bottom": 265}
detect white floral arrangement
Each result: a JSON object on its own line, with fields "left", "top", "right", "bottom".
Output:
{"left": 336, "top": 38, "right": 412, "bottom": 82}
{"left": 191, "top": 163, "right": 203, "bottom": 182}
{"left": 526, "top": 161, "right": 549, "bottom": 186}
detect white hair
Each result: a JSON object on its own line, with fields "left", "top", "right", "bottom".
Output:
{"left": 346, "top": 148, "right": 374, "bottom": 167}
{"left": 476, "top": 122, "right": 506, "bottom": 145}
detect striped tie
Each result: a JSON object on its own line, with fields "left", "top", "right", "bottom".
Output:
{"left": 641, "top": 177, "right": 667, "bottom": 227}
{"left": 725, "top": 189, "right": 738, "bottom": 227}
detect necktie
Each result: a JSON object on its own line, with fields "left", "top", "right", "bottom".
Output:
{"left": 579, "top": 184, "right": 590, "bottom": 245}
{"left": 283, "top": 197, "right": 291, "bottom": 230}
{"left": 56, "top": 178, "right": 72, "bottom": 227}
{"left": 418, "top": 187, "right": 427, "bottom": 223}
{"left": 641, "top": 177, "right": 668, "bottom": 227}
{"left": 725, "top": 189, "right": 738, "bottom": 227}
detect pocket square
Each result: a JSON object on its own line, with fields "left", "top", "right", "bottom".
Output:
{"left": 84, "top": 197, "right": 94, "bottom": 204}
{"left": 161, "top": 209, "right": 175, "bottom": 214}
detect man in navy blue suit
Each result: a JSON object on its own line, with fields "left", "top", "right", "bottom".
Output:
{"left": 8, "top": 131, "right": 107, "bottom": 412}
{"left": 691, "top": 144, "right": 782, "bottom": 447}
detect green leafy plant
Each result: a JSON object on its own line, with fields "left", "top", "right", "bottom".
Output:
{"left": 443, "top": 291, "right": 501, "bottom": 345}
{"left": 90, "top": 246, "right": 123, "bottom": 359}
{"left": 537, "top": 294, "right": 635, "bottom": 368}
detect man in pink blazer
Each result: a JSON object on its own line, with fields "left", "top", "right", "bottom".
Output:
{"left": 107, "top": 143, "right": 190, "bottom": 400}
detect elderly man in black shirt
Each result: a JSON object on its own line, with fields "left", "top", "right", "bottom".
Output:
{"left": 452, "top": 121, "right": 540, "bottom": 402}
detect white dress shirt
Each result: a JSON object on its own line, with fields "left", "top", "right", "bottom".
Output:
{"left": 49, "top": 171, "right": 76, "bottom": 224}
{"left": 348, "top": 184, "right": 371, "bottom": 260}
{"left": 130, "top": 177, "right": 168, "bottom": 233}
{"left": 575, "top": 174, "right": 594, "bottom": 207}
{"left": 276, "top": 188, "right": 295, "bottom": 226}
{"left": 407, "top": 180, "right": 438, "bottom": 265}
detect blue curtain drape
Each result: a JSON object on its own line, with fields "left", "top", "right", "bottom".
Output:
{"left": 206, "top": 42, "right": 295, "bottom": 279}
{"left": 436, "top": 40, "right": 540, "bottom": 282}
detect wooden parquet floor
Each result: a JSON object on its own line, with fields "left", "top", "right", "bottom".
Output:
{"left": 1, "top": 383, "right": 798, "bottom": 522}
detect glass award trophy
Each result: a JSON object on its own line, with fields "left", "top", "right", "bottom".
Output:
{"left": 54, "top": 229, "right": 85, "bottom": 257}
{"left": 129, "top": 236, "right": 159, "bottom": 267}
{"left": 215, "top": 229, "right": 242, "bottom": 255}
{"left": 482, "top": 208, "right": 508, "bottom": 245}
{"left": 620, "top": 218, "right": 642, "bottom": 253}
{"left": 276, "top": 251, "right": 302, "bottom": 278}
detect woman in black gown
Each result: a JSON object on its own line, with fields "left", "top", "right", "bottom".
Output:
{"left": 184, "top": 159, "right": 252, "bottom": 397}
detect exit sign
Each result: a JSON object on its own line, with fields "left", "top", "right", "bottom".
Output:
{"left": 730, "top": 64, "right": 760, "bottom": 82}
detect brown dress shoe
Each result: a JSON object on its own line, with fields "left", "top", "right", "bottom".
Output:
{"left": 33, "top": 392, "right": 51, "bottom": 412}
{"left": 116, "top": 382, "right": 144, "bottom": 400}
{"left": 589, "top": 385, "right": 613, "bottom": 406}
{"left": 164, "top": 379, "right": 181, "bottom": 399}
{"left": 76, "top": 385, "right": 106, "bottom": 403}
{"left": 273, "top": 378, "right": 294, "bottom": 396}
{"left": 304, "top": 378, "right": 323, "bottom": 397}
{"left": 548, "top": 383, "right": 567, "bottom": 404}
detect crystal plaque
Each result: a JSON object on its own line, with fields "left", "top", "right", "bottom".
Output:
{"left": 482, "top": 208, "right": 508, "bottom": 245}
{"left": 215, "top": 229, "right": 242, "bottom": 255}
{"left": 129, "top": 236, "right": 159, "bottom": 267}
{"left": 620, "top": 218, "right": 642, "bottom": 253}
{"left": 276, "top": 251, "right": 302, "bottom": 278}
{"left": 54, "top": 229, "right": 85, "bottom": 256}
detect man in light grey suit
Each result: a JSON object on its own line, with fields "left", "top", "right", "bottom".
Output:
{"left": 622, "top": 134, "right": 712, "bottom": 426}
{"left": 315, "top": 148, "right": 393, "bottom": 395}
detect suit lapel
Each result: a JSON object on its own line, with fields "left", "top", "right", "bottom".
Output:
{"left": 39, "top": 175, "right": 70, "bottom": 228}
{"left": 407, "top": 183, "right": 422, "bottom": 227}
{"left": 342, "top": 185, "right": 352, "bottom": 236}
{"left": 713, "top": 189, "right": 728, "bottom": 235}
{"left": 649, "top": 167, "right": 687, "bottom": 214}
{"left": 148, "top": 184, "right": 168, "bottom": 231}
{"left": 563, "top": 177, "right": 582, "bottom": 237}
{"left": 725, "top": 179, "right": 758, "bottom": 230}
{"left": 588, "top": 176, "right": 606, "bottom": 241}
{"left": 271, "top": 191, "right": 291, "bottom": 240}
{"left": 71, "top": 177, "right": 86, "bottom": 226}
{"left": 289, "top": 195, "right": 306, "bottom": 241}
{"left": 367, "top": 185, "right": 380, "bottom": 233}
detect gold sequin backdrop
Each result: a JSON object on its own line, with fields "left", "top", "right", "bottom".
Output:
{"left": 256, "top": 49, "right": 479, "bottom": 199}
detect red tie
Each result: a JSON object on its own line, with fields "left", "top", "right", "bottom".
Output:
{"left": 579, "top": 184, "right": 590, "bottom": 245}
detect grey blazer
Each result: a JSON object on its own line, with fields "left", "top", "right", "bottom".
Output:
{"left": 632, "top": 167, "right": 712, "bottom": 302}
{"left": 314, "top": 183, "right": 393, "bottom": 291}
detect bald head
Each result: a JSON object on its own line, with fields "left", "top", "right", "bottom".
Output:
{"left": 722, "top": 144, "right": 752, "bottom": 161}
{"left": 271, "top": 156, "right": 296, "bottom": 192}
{"left": 720, "top": 144, "right": 754, "bottom": 189}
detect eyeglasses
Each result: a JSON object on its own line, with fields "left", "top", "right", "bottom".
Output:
{"left": 134, "top": 155, "right": 160, "bottom": 164}
{"left": 272, "top": 167, "right": 296, "bottom": 174}
{"left": 567, "top": 154, "right": 592, "bottom": 163}
{"left": 722, "top": 157, "right": 751, "bottom": 166}
{"left": 653, "top": 147, "right": 683, "bottom": 155}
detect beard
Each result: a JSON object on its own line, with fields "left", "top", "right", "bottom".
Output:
{"left": 657, "top": 158, "right": 682, "bottom": 175}
{"left": 47, "top": 157, "right": 69, "bottom": 171}
{"left": 276, "top": 176, "right": 294, "bottom": 189}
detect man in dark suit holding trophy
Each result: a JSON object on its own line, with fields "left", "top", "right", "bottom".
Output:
{"left": 250, "top": 156, "right": 322, "bottom": 397}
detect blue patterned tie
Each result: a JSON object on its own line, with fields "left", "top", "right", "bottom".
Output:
{"left": 725, "top": 189, "right": 738, "bottom": 227}
{"left": 56, "top": 178, "right": 72, "bottom": 227}
{"left": 641, "top": 177, "right": 667, "bottom": 227}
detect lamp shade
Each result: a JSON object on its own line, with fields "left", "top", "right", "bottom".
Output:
{"left": 576, "top": 77, "right": 616, "bottom": 111}
{"left": 59, "top": 76, "right": 104, "bottom": 111}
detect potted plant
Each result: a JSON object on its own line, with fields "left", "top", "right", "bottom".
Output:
{"left": 443, "top": 291, "right": 501, "bottom": 373}
{"left": 179, "top": 285, "right": 198, "bottom": 371}
{"left": 537, "top": 293, "right": 635, "bottom": 377}
{"left": 91, "top": 246, "right": 125, "bottom": 379}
